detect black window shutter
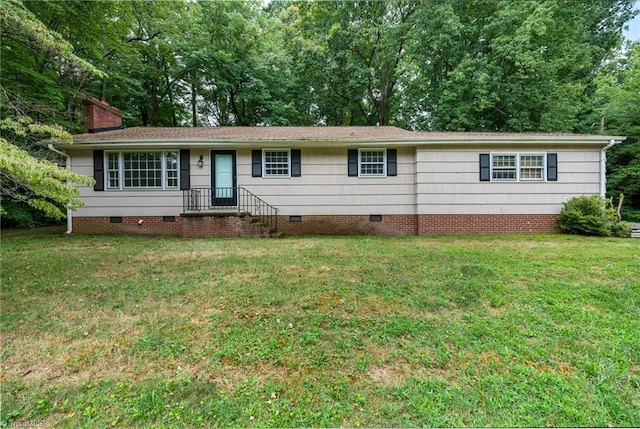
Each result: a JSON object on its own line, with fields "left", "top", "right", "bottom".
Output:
{"left": 348, "top": 149, "right": 358, "bottom": 177}
{"left": 479, "top": 153, "right": 491, "bottom": 181}
{"left": 291, "top": 149, "right": 301, "bottom": 177}
{"left": 252, "top": 150, "right": 262, "bottom": 177}
{"left": 93, "top": 150, "right": 104, "bottom": 191}
{"left": 387, "top": 149, "right": 397, "bottom": 176}
{"left": 179, "top": 149, "right": 190, "bottom": 190}
{"left": 547, "top": 153, "right": 558, "bottom": 181}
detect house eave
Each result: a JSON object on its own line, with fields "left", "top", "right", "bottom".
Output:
{"left": 55, "top": 135, "right": 627, "bottom": 150}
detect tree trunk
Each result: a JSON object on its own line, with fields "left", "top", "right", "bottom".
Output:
{"left": 150, "top": 83, "right": 159, "bottom": 126}
{"left": 191, "top": 84, "right": 198, "bottom": 127}
{"left": 166, "top": 86, "right": 177, "bottom": 127}
{"left": 141, "top": 107, "right": 149, "bottom": 126}
{"left": 229, "top": 89, "right": 239, "bottom": 125}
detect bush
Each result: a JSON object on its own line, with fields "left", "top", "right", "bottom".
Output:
{"left": 620, "top": 206, "right": 640, "bottom": 223}
{"left": 0, "top": 199, "right": 62, "bottom": 229}
{"left": 558, "top": 195, "right": 624, "bottom": 236}
{"left": 611, "top": 221, "right": 632, "bottom": 238}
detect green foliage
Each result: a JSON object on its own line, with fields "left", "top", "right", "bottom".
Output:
{"left": 1, "top": 0, "right": 109, "bottom": 130}
{"left": 275, "top": 0, "right": 417, "bottom": 126}
{"left": 0, "top": 0, "right": 106, "bottom": 79}
{"left": 187, "top": 1, "right": 299, "bottom": 126}
{"left": 0, "top": 200, "right": 60, "bottom": 228}
{"left": 611, "top": 219, "right": 632, "bottom": 238}
{"left": 558, "top": 195, "right": 628, "bottom": 236}
{"left": 5, "top": 0, "right": 636, "bottom": 131}
{"left": 591, "top": 42, "right": 640, "bottom": 221}
{"left": 0, "top": 129, "right": 95, "bottom": 220}
{"left": 403, "top": 0, "right": 635, "bottom": 131}
{"left": 620, "top": 205, "right": 640, "bottom": 223}
{"left": 0, "top": 200, "right": 35, "bottom": 228}
{"left": 1, "top": 0, "right": 99, "bottom": 221}
{"left": 608, "top": 143, "right": 640, "bottom": 221}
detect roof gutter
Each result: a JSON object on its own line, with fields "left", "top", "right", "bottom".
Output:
{"left": 47, "top": 144, "right": 73, "bottom": 235}
{"left": 600, "top": 139, "right": 616, "bottom": 197}
{"left": 63, "top": 135, "right": 627, "bottom": 150}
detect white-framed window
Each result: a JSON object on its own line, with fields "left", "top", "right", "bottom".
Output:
{"left": 165, "top": 152, "right": 179, "bottom": 187}
{"left": 359, "top": 148, "right": 386, "bottom": 177}
{"left": 263, "top": 149, "right": 290, "bottom": 177}
{"left": 491, "top": 153, "right": 545, "bottom": 182}
{"left": 106, "top": 151, "right": 180, "bottom": 189}
{"left": 519, "top": 154, "right": 544, "bottom": 181}
{"left": 107, "top": 152, "right": 120, "bottom": 188}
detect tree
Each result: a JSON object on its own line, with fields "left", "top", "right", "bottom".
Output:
{"left": 402, "top": 0, "right": 635, "bottom": 131}
{"left": 592, "top": 42, "right": 640, "bottom": 221}
{"left": 0, "top": 116, "right": 94, "bottom": 220}
{"left": 3, "top": 0, "right": 637, "bottom": 135}
{"left": 0, "top": 0, "right": 98, "bottom": 221}
{"left": 277, "top": 0, "right": 417, "bottom": 126}
{"left": 20, "top": 0, "right": 192, "bottom": 128}
{"left": 2, "top": 0, "right": 112, "bottom": 131}
{"left": 179, "top": 0, "right": 298, "bottom": 126}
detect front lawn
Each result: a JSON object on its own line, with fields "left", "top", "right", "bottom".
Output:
{"left": 1, "top": 228, "right": 639, "bottom": 427}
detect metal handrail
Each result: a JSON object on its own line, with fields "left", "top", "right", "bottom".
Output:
{"left": 183, "top": 187, "right": 278, "bottom": 233}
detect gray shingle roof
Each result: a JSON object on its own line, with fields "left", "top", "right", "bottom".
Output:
{"left": 74, "top": 126, "right": 416, "bottom": 142}
{"left": 70, "top": 126, "right": 624, "bottom": 145}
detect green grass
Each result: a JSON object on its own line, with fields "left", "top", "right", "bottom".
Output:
{"left": 1, "top": 227, "right": 639, "bottom": 427}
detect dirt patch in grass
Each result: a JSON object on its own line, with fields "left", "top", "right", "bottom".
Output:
{"left": 134, "top": 251, "right": 228, "bottom": 262}
{"left": 451, "top": 351, "right": 504, "bottom": 375}
{"left": 368, "top": 363, "right": 414, "bottom": 387}
{"left": 2, "top": 335, "right": 105, "bottom": 382}
{"left": 189, "top": 362, "right": 293, "bottom": 393}
{"left": 529, "top": 360, "right": 575, "bottom": 376}
{"left": 219, "top": 271, "right": 258, "bottom": 285}
{"left": 368, "top": 361, "right": 461, "bottom": 388}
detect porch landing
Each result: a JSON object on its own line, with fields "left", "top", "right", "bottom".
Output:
{"left": 181, "top": 209, "right": 247, "bottom": 217}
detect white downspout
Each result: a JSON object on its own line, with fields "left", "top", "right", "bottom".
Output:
{"left": 47, "top": 144, "right": 73, "bottom": 234}
{"left": 600, "top": 139, "right": 616, "bottom": 198}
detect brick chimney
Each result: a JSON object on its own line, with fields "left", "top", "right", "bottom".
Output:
{"left": 82, "top": 96, "right": 122, "bottom": 133}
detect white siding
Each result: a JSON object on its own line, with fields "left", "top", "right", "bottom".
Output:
{"left": 238, "top": 147, "right": 416, "bottom": 215}
{"left": 69, "top": 150, "right": 186, "bottom": 216}
{"left": 190, "top": 148, "right": 211, "bottom": 188}
{"left": 67, "top": 144, "right": 603, "bottom": 218}
{"left": 416, "top": 148, "right": 601, "bottom": 215}
{"left": 68, "top": 147, "right": 417, "bottom": 217}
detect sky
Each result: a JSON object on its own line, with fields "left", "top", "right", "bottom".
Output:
{"left": 625, "top": 2, "right": 640, "bottom": 41}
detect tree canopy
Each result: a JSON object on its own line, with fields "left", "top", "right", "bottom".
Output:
{"left": 1, "top": 0, "right": 639, "bottom": 220}
{"left": 1, "top": 0, "right": 98, "bottom": 222}
{"left": 591, "top": 42, "right": 640, "bottom": 219}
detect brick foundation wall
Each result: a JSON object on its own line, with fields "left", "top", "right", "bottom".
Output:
{"left": 73, "top": 215, "right": 266, "bottom": 238}
{"left": 181, "top": 215, "right": 265, "bottom": 238}
{"left": 72, "top": 214, "right": 560, "bottom": 237}
{"left": 73, "top": 216, "right": 183, "bottom": 236}
{"left": 418, "top": 214, "right": 560, "bottom": 235}
{"left": 277, "top": 215, "right": 418, "bottom": 236}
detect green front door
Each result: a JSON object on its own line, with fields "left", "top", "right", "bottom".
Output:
{"left": 211, "top": 150, "right": 237, "bottom": 206}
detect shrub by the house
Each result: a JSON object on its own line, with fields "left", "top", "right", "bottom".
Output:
{"left": 558, "top": 195, "right": 630, "bottom": 237}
